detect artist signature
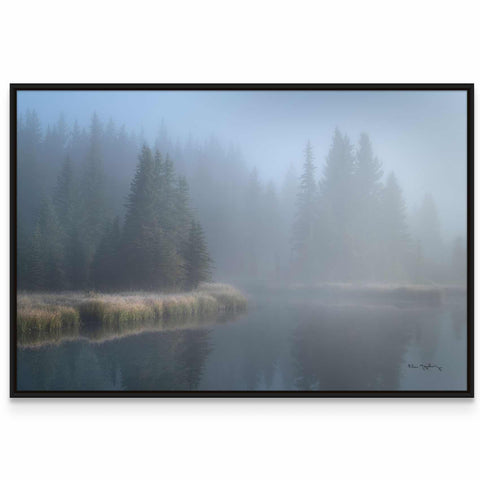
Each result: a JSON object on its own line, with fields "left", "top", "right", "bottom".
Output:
{"left": 408, "top": 363, "right": 443, "bottom": 372}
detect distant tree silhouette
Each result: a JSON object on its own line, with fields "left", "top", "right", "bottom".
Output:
{"left": 412, "top": 193, "right": 444, "bottom": 263}
{"left": 351, "top": 133, "right": 384, "bottom": 279}
{"left": 183, "top": 220, "right": 212, "bottom": 290}
{"left": 17, "top": 110, "right": 459, "bottom": 290}
{"left": 92, "top": 217, "right": 122, "bottom": 291}
{"left": 28, "top": 199, "right": 65, "bottom": 290}
{"left": 318, "top": 129, "right": 356, "bottom": 281}
{"left": 292, "top": 141, "right": 317, "bottom": 281}
{"left": 379, "top": 172, "right": 411, "bottom": 281}
{"left": 21, "top": 129, "right": 213, "bottom": 292}
{"left": 81, "top": 113, "right": 107, "bottom": 260}
{"left": 53, "top": 156, "right": 76, "bottom": 230}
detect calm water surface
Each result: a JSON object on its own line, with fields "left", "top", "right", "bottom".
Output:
{"left": 17, "top": 290, "right": 467, "bottom": 391}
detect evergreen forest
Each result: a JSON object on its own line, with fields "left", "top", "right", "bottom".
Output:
{"left": 17, "top": 111, "right": 466, "bottom": 292}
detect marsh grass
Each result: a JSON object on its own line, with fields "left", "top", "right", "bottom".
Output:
{"left": 197, "top": 283, "right": 248, "bottom": 312}
{"left": 17, "top": 283, "right": 247, "bottom": 346}
{"left": 17, "top": 304, "right": 80, "bottom": 333}
{"left": 82, "top": 309, "right": 239, "bottom": 344}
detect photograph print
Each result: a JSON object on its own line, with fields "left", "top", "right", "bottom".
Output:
{"left": 11, "top": 85, "right": 473, "bottom": 397}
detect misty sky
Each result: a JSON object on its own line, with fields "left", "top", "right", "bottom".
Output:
{"left": 18, "top": 89, "right": 467, "bottom": 237}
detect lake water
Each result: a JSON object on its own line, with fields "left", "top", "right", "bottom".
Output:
{"left": 17, "top": 290, "right": 467, "bottom": 392}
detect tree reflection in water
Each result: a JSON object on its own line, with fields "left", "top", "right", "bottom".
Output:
{"left": 291, "top": 304, "right": 445, "bottom": 390}
{"left": 17, "top": 297, "right": 466, "bottom": 392}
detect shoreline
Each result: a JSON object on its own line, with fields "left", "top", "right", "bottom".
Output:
{"left": 244, "top": 282, "right": 466, "bottom": 304}
{"left": 17, "top": 283, "right": 248, "bottom": 339}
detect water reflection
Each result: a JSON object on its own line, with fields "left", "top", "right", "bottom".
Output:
{"left": 18, "top": 328, "right": 214, "bottom": 391}
{"left": 292, "top": 305, "right": 416, "bottom": 390}
{"left": 17, "top": 310, "right": 234, "bottom": 348}
{"left": 17, "top": 294, "right": 467, "bottom": 392}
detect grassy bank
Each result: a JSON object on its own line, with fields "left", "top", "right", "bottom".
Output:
{"left": 18, "top": 308, "right": 243, "bottom": 348}
{"left": 17, "top": 283, "right": 247, "bottom": 339}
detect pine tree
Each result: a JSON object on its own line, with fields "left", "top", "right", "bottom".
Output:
{"left": 281, "top": 162, "right": 298, "bottom": 227}
{"left": 17, "top": 224, "right": 30, "bottom": 290}
{"left": 351, "top": 133, "right": 384, "bottom": 280}
{"left": 28, "top": 225, "right": 45, "bottom": 290}
{"left": 17, "top": 114, "right": 216, "bottom": 292}
{"left": 183, "top": 221, "right": 212, "bottom": 290}
{"left": 122, "top": 146, "right": 184, "bottom": 290}
{"left": 379, "top": 173, "right": 411, "bottom": 281}
{"left": 124, "top": 145, "right": 158, "bottom": 236}
{"left": 320, "top": 129, "right": 356, "bottom": 209}
{"left": 292, "top": 141, "right": 317, "bottom": 281}
{"left": 263, "top": 181, "right": 282, "bottom": 278}
{"left": 80, "top": 113, "right": 107, "bottom": 275}
{"left": 143, "top": 222, "right": 182, "bottom": 290}
{"left": 53, "top": 156, "right": 77, "bottom": 231}
{"left": 122, "top": 145, "right": 159, "bottom": 289}
{"left": 174, "top": 175, "right": 194, "bottom": 248}
{"left": 42, "top": 113, "right": 69, "bottom": 182}
{"left": 65, "top": 225, "right": 89, "bottom": 290}
{"left": 69, "top": 120, "right": 88, "bottom": 164}
{"left": 157, "top": 153, "right": 176, "bottom": 235}
{"left": 318, "top": 129, "right": 356, "bottom": 281}
{"left": 29, "top": 199, "right": 65, "bottom": 290}
{"left": 354, "top": 133, "right": 383, "bottom": 203}
{"left": 92, "top": 217, "right": 122, "bottom": 291}
{"left": 17, "top": 110, "right": 43, "bottom": 235}
{"left": 52, "top": 156, "right": 80, "bottom": 288}
{"left": 412, "top": 193, "right": 444, "bottom": 264}
{"left": 244, "top": 167, "right": 263, "bottom": 278}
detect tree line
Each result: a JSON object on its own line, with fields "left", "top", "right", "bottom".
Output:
{"left": 17, "top": 111, "right": 466, "bottom": 291}
{"left": 291, "top": 129, "right": 466, "bottom": 284}
{"left": 17, "top": 110, "right": 289, "bottom": 288}
{"left": 18, "top": 113, "right": 211, "bottom": 291}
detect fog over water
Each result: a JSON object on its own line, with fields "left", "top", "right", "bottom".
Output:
{"left": 16, "top": 89, "right": 468, "bottom": 392}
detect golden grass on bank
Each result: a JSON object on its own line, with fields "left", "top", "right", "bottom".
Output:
{"left": 17, "top": 305, "right": 80, "bottom": 334}
{"left": 197, "top": 283, "right": 248, "bottom": 312}
{"left": 17, "top": 283, "right": 247, "bottom": 334}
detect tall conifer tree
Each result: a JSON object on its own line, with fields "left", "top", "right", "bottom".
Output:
{"left": 318, "top": 129, "right": 356, "bottom": 280}
{"left": 81, "top": 113, "right": 107, "bottom": 270}
{"left": 351, "top": 133, "right": 384, "bottom": 279}
{"left": 379, "top": 173, "right": 411, "bottom": 281}
{"left": 183, "top": 221, "right": 212, "bottom": 290}
{"left": 292, "top": 141, "right": 317, "bottom": 280}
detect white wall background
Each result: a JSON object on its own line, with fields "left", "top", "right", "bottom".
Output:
{"left": 0, "top": 2, "right": 477, "bottom": 479}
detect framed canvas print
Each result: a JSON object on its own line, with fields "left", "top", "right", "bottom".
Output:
{"left": 10, "top": 84, "right": 473, "bottom": 398}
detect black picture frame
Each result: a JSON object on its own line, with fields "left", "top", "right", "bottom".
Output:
{"left": 10, "top": 83, "right": 474, "bottom": 398}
